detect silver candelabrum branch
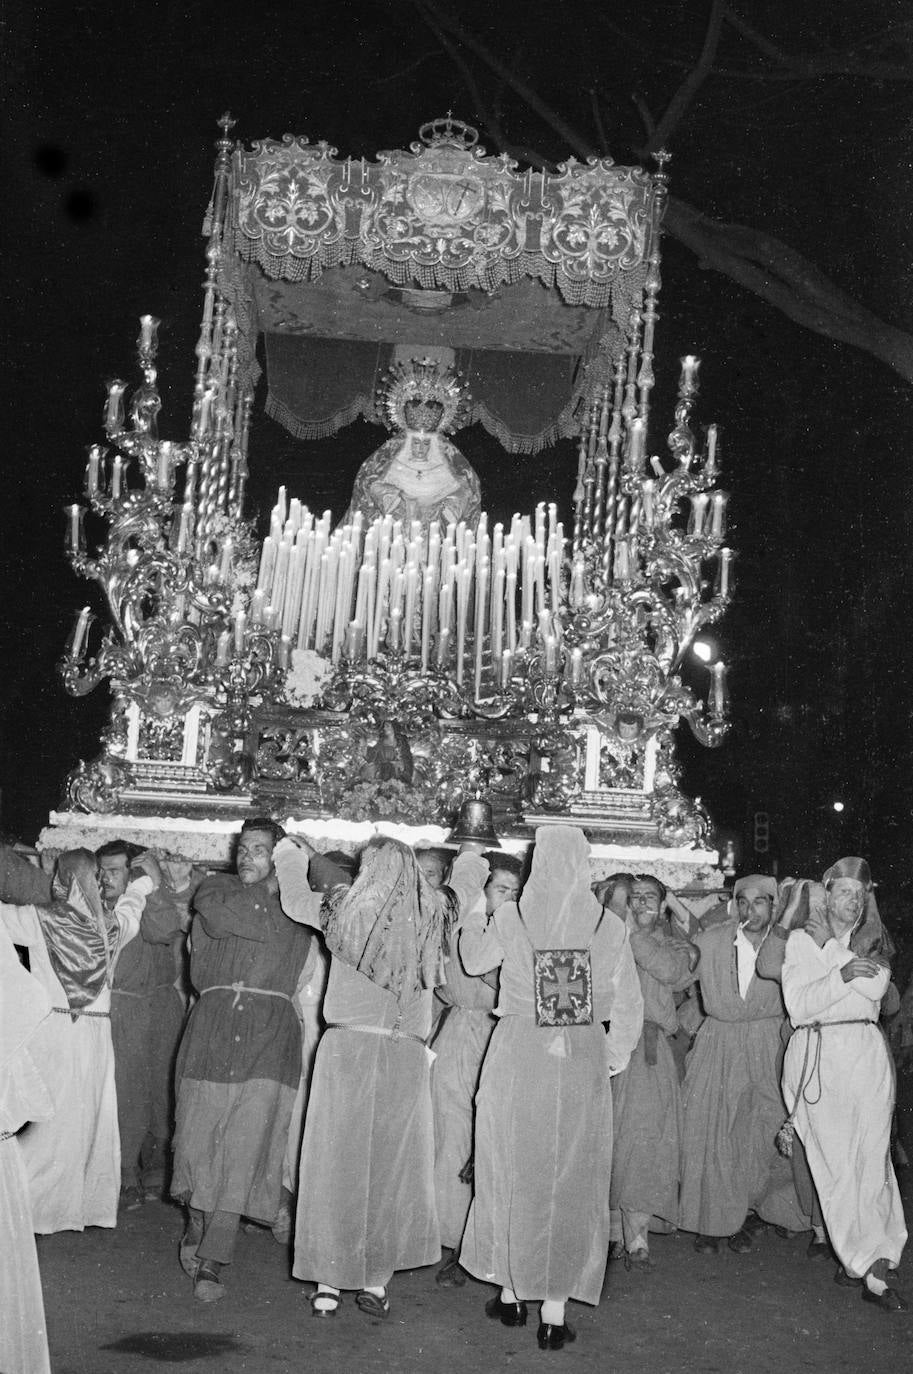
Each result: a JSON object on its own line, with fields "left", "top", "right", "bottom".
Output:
{"left": 59, "top": 316, "right": 276, "bottom": 731}
{"left": 556, "top": 352, "right": 734, "bottom": 747}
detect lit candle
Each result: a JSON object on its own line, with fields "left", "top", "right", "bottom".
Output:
{"left": 86, "top": 445, "right": 102, "bottom": 496}
{"left": 278, "top": 634, "right": 292, "bottom": 671}
{"left": 233, "top": 609, "right": 247, "bottom": 654}
{"left": 628, "top": 416, "right": 646, "bottom": 468}
{"left": 219, "top": 537, "right": 234, "bottom": 584}
{"left": 66, "top": 606, "right": 92, "bottom": 661}
{"left": 403, "top": 563, "right": 418, "bottom": 656}
{"left": 104, "top": 380, "right": 127, "bottom": 436}
{"left": 505, "top": 570, "right": 517, "bottom": 651}
{"left": 175, "top": 504, "right": 192, "bottom": 555}
{"left": 500, "top": 648, "right": 512, "bottom": 688}
{"left": 215, "top": 630, "right": 231, "bottom": 667}
{"left": 544, "top": 635, "right": 558, "bottom": 675}
{"left": 250, "top": 588, "right": 267, "bottom": 624}
{"left": 680, "top": 355, "right": 700, "bottom": 391}
{"left": 110, "top": 455, "right": 124, "bottom": 500}
{"left": 474, "top": 559, "right": 488, "bottom": 700}
{"left": 421, "top": 567, "right": 434, "bottom": 672}
{"left": 138, "top": 315, "right": 160, "bottom": 354}
{"left": 156, "top": 442, "right": 173, "bottom": 493}
{"left": 717, "top": 548, "right": 734, "bottom": 598}
{"left": 65, "top": 503, "right": 84, "bottom": 554}
{"left": 388, "top": 606, "right": 402, "bottom": 653}
{"left": 437, "top": 626, "right": 451, "bottom": 670}
{"left": 571, "top": 560, "right": 585, "bottom": 607}
{"left": 689, "top": 493, "right": 709, "bottom": 536}
{"left": 710, "top": 661, "right": 728, "bottom": 717}
{"left": 705, "top": 423, "right": 718, "bottom": 478}
{"left": 570, "top": 647, "right": 584, "bottom": 687}
{"left": 614, "top": 539, "right": 631, "bottom": 581}
{"left": 710, "top": 491, "right": 728, "bottom": 539}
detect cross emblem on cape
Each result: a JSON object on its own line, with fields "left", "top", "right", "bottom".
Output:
{"left": 533, "top": 948, "right": 593, "bottom": 1027}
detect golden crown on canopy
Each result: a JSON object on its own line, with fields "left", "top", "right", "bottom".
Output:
{"left": 417, "top": 114, "right": 480, "bottom": 151}
{"left": 378, "top": 357, "right": 471, "bottom": 434}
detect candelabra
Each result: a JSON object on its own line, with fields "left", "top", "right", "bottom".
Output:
{"left": 60, "top": 314, "right": 274, "bottom": 807}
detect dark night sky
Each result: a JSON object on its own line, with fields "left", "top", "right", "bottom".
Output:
{"left": 2, "top": 1, "right": 911, "bottom": 907}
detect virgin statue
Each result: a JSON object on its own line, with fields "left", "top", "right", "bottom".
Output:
{"left": 344, "top": 358, "right": 481, "bottom": 534}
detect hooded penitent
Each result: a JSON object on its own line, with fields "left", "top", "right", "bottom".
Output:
{"left": 320, "top": 838, "right": 455, "bottom": 1000}
{"left": 36, "top": 849, "right": 110, "bottom": 1013}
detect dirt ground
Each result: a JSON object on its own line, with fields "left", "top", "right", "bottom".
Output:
{"left": 38, "top": 1173, "right": 911, "bottom": 1374}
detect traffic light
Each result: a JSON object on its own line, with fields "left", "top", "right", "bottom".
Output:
{"left": 753, "top": 811, "right": 770, "bottom": 854}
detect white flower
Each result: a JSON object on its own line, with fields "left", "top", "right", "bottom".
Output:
{"left": 284, "top": 649, "right": 331, "bottom": 706}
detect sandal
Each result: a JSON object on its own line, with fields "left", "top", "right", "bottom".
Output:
{"left": 310, "top": 1290, "right": 339, "bottom": 1317}
{"left": 355, "top": 1289, "right": 390, "bottom": 1318}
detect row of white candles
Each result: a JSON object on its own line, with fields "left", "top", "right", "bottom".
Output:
{"left": 243, "top": 490, "right": 570, "bottom": 697}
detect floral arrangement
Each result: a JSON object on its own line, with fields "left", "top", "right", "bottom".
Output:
{"left": 282, "top": 649, "right": 332, "bottom": 707}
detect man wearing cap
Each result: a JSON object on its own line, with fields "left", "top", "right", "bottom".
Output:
{"left": 679, "top": 874, "right": 806, "bottom": 1253}
{"left": 780, "top": 857, "right": 907, "bottom": 1311}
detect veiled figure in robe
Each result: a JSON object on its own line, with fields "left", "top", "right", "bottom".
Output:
{"left": 274, "top": 835, "right": 488, "bottom": 1316}
{"left": 343, "top": 357, "right": 481, "bottom": 536}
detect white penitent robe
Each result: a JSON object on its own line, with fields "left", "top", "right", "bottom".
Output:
{"left": 1, "top": 922, "right": 54, "bottom": 1374}
{"left": 0, "top": 887, "right": 145, "bottom": 1233}
{"left": 782, "top": 930, "right": 907, "bottom": 1277}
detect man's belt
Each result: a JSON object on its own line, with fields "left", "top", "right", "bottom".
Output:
{"left": 201, "top": 982, "right": 292, "bottom": 1010}
{"left": 326, "top": 1022, "right": 426, "bottom": 1047}
{"left": 52, "top": 1006, "right": 110, "bottom": 1019}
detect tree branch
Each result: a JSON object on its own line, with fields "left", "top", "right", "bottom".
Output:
{"left": 646, "top": 0, "right": 726, "bottom": 151}
{"left": 665, "top": 197, "right": 913, "bottom": 382}
{"left": 724, "top": 5, "right": 913, "bottom": 80}
{"left": 414, "top": 0, "right": 597, "bottom": 159}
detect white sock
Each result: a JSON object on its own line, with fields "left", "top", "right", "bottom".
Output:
{"left": 541, "top": 1300, "right": 565, "bottom": 1325}
{"left": 364, "top": 1284, "right": 386, "bottom": 1298}
{"left": 313, "top": 1285, "right": 339, "bottom": 1310}
{"left": 865, "top": 1273, "right": 888, "bottom": 1295}
{"left": 500, "top": 1286, "right": 517, "bottom": 1304}
{"left": 813, "top": 1226, "right": 826, "bottom": 1243}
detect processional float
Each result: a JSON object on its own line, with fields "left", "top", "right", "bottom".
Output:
{"left": 46, "top": 115, "right": 733, "bottom": 881}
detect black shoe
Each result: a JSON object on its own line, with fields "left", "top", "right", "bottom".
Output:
{"left": 806, "top": 1238, "right": 832, "bottom": 1261}
{"left": 485, "top": 1295, "right": 528, "bottom": 1326}
{"left": 728, "top": 1228, "right": 753, "bottom": 1254}
{"left": 694, "top": 1234, "right": 720, "bottom": 1254}
{"left": 861, "top": 1286, "right": 908, "bottom": 1312}
{"left": 436, "top": 1254, "right": 466, "bottom": 1287}
{"left": 536, "top": 1322, "right": 577, "bottom": 1351}
{"left": 834, "top": 1267, "right": 863, "bottom": 1288}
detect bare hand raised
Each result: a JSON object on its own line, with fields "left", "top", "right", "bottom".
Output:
{"left": 840, "top": 957, "right": 882, "bottom": 983}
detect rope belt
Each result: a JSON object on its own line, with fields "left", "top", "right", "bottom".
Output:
{"left": 201, "top": 982, "right": 292, "bottom": 1010}
{"left": 795, "top": 1018, "right": 876, "bottom": 1030}
{"left": 778, "top": 1017, "right": 877, "bottom": 1156}
{"left": 52, "top": 1006, "right": 110, "bottom": 1019}
{"left": 0, "top": 1130, "right": 17, "bottom": 1142}
{"left": 327, "top": 1022, "right": 427, "bottom": 1047}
